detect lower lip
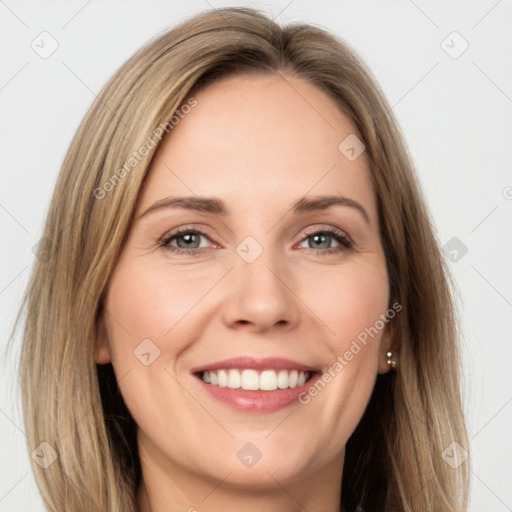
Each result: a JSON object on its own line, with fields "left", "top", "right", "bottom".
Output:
{"left": 194, "top": 373, "right": 321, "bottom": 413}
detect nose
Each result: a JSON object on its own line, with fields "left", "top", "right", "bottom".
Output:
{"left": 221, "top": 247, "right": 300, "bottom": 333}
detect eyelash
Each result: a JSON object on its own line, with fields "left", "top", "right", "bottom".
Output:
{"left": 159, "top": 226, "right": 353, "bottom": 257}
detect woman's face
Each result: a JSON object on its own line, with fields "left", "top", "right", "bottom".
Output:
{"left": 97, "top": 73, "right": 393, "bottom": 500}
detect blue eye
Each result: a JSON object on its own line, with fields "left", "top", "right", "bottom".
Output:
{"left": 299, "top": 228, "right": 352, "bottom": 255}
{"left": 160, "top": 227, "right": 352, "bottom": 256}
{"left": 161, "top": 229, "right": 210, "bottom": 255}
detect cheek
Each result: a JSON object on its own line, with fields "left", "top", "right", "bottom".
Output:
{"left": 295, "top": 258, "right": 389, "bottom": 442}
{"left": 103, "top": 260, "right": 220, "bottom": 362}
{"left": 306, "top": 257, "right": 390, "bottom": 357}
{"left": 101, "top": 261, "right": 218, "bottom": 452}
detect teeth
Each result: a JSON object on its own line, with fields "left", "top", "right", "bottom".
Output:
{"left": 260, "top": 370, "right": 277, "bottom": 391}
{"left": 227, "top": 369, "right": 241, "bottom": 388}
{"left": 277, "top": 369, "right": 289, "bottom": 389}
{"left": 289, "top": 369, "right": 298, "bottom": 388}
{"left": 218, "top": 369, "right": 228, "bottom": 387}
{"left": 201, "top": 369, "right": 311, "bottom": 390}
{"left": 242, "top": 369, "right": 259, "bottom": 390}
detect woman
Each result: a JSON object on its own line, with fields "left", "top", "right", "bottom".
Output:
{"left": 18, "top": 7, "right": 470, "bottom": 511}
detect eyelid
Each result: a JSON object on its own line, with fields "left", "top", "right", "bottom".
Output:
{"left": 301, "top": 225, "right": 352, "bottom": 242}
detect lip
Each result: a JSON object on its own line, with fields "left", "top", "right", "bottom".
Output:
{"left": 190, "top": 356, "right": 319, "bottom": 374}
{"left": 190, "top": 357, "right": 321, "bottom": 413}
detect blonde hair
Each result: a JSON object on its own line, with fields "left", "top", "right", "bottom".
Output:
{"left": 17, "top": 7, "right": 469, "bottom": 511}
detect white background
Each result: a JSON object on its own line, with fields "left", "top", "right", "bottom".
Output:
{"left": 1, "top": 1, "right": 511, "bottom": 510}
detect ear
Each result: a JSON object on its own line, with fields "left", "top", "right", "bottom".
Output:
{"left": 94, "top": 314, "right": 112, "bottom": 365}
{"left": 377, "top": 318, "right": 399, "bottom": 375}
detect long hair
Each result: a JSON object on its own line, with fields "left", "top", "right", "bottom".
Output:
{"left": 16, "top": 7, "right": 469, "bottom": 511}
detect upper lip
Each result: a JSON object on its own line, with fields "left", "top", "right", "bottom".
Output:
{"left": 191, "top": 356, "right": 319, "bottom": 374}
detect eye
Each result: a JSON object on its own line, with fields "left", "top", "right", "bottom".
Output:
{"left": 159, "top": 226, "right": 353, "bottom": 256}
{"left": 298, "top": 228, "right": 352, "bottom": 255}
{"left": 160, "top": 228, "right": 213, "bottom": 256}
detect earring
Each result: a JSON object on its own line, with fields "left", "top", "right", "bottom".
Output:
{"left": 386, "top": 351, "right": 397, "bottom": 370}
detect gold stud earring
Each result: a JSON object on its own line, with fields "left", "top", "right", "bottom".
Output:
{"left": 386, "top": 351, "right": 397, "bottom": 370}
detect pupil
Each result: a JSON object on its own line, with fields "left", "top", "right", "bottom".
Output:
{"left": 179, "top": 233, "right": 198, "bottom": 248}
{"left": 312, "top": 234, "right": 329, "bottom": 249}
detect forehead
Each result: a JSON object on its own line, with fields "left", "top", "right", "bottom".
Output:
{"left": 136, "top": 72, "right": 375, "bottom": 222}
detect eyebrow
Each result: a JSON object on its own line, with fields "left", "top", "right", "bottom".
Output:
{"left": 139, "top": 194, "right": 370, "bottom": 224}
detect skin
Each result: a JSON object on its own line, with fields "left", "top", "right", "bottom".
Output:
{"left": 96, "top": 72, "right": 395, "bottom": 512}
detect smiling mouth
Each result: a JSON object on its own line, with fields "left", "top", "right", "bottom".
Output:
{"left": 195, "top": 368, "right": 315, "bottom": 391}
